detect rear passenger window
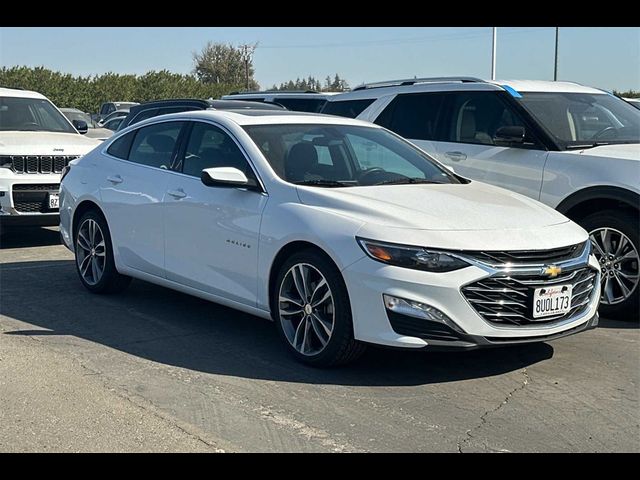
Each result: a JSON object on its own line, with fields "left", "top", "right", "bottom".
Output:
{"left": 128, "top": 122, "right": 183, "bottom": 169}
{"left": 106, "top": 131, "right": 136, "bottom": 159}
{"left": 375, "top": 93, "right": 445, "bottom": 141}
{"left": 321, "top": 99, "right": 375, "bottom": 118}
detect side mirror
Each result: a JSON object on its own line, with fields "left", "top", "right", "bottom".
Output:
{"left": 494, "top": 126, "right": 525, "bottom": 144}
{"left": 72, "top": 119, "right": 89, "bottom": 134}
{"left": 201, "top": 167, "right": 260, "bottom": 191}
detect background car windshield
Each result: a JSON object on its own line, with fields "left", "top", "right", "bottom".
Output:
{"left": 517, "top": 92, "right": 640, "bottom": 147}
{"left": 0, "top": 97, "right": 76, "bottom": 133}
{"left": 243, "top": 123, "right": 461, "bottom": 186}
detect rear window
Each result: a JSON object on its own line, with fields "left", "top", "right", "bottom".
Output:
{"left": 375, "top": 93, "right": 445, "bottom": 141}
{"left": 321, "top": 99, "right": 375, "bottom": 118}
{"left": 273, "top": 98, "right": 327, "bottom": 113}
{"left": 106, "top": 131, "right": 136, "bottom": 159}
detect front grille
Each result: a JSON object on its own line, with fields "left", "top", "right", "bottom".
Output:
{"left": 0, "top": 155, "right": 79, "bottom": 174}
{"left": 462, "top": 267, "right": 598, "bottom": 326}
{"left": 464, "top": 243, "right": 585, "bottom": 265}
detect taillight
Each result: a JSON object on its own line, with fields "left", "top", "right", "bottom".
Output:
{"left": 61, "top": 165, "right": 71, "bottom": 182}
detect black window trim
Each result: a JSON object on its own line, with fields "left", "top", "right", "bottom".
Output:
{"left": 170, "top": 119, "right": 267, "bottom": 195}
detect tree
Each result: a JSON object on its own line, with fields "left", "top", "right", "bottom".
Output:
{"left": 270, "top": 74, "right": 349, "bottom": 92}
{"left": 192, "top": 42, "right": 259, "bottom": 90}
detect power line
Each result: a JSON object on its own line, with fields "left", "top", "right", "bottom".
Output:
{"left": 257, "top": 28, "right": 549, "bottom": 50}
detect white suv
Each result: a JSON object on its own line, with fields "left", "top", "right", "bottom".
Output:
{"left": 322, "top": 78, "right": 640, "bottom": 318}
{"left": 0, "top": 87, "right": 101, "bottom": 227}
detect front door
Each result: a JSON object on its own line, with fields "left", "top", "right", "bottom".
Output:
{"left": 432, "top": 91, "right": 548, "bottom": 200}
{"left": 163, "top": 121, "right": 267, "bottom": 306}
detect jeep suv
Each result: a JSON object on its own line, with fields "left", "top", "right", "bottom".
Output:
{"left": 0, "top": 87, "right": 101, "bottom": 227}
{"left": 322, "top": 77, "right": 640, "bottom": 317}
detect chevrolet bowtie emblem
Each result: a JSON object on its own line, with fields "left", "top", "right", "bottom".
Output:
{"left": 542, "top": 265, "right": 562, "bottom": 278}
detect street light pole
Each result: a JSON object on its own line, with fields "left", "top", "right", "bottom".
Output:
{"left": 491, "top": 27, "right": 497, "bottom": 80}
{"left": 554, "top": 27, "right": 559, "bottom": 81}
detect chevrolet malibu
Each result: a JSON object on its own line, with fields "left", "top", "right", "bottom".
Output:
{"left": 59, "top": 110, "right": 601, "bottom": 366}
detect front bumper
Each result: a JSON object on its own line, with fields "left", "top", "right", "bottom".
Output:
{"left": 0, "top": 173, "right": 62, "bottom": 226}
{"left": 342, "top": 252, "right": 601, "bottom": 350}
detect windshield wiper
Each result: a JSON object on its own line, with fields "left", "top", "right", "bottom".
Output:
{"left": 293, "top": 179, "right": 351, "bottom": 188}
{"left": 374, "top": 178, "right": 444, "bottom": 186}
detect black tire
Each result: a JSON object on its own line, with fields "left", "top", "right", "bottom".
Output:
{"left": 272, "top": 249, "right": 366, "bottom": 367}
{"left": 74, "top": 210, "right": 131, "bottom": 294}
{"left": 579, "top": 209, "right": 639, "bottom": 320}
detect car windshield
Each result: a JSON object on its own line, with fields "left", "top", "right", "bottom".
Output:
{"left": 243, "top": 123, "right": 462, "bottom": 187}
{"left": 0, "top": 97, "right": 76, "bottom": 133}
{"left": 517, "top": 92, "right": 640, "bottom": 148}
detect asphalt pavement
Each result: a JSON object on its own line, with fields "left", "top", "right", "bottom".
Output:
{"left": 0, "top": 226, "right": 638, "bottom": 452}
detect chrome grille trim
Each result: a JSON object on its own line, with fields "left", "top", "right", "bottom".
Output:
{"left": 462, "top": 267, "right": 599, "bottom": 326}
{"left": 0, "top": 155, "right": 79, "bottom": 174}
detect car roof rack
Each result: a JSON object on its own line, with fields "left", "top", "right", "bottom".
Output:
{"left": 227, "top": 90, "right": 319, "bottom": 95}
{"left": 352, "top": 77, "right": 486, "bottom": 91}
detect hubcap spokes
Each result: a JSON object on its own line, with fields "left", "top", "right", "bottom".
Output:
{"left": 279, "top": 263, "right": 335, "bottom": 356}
{"left": 589, "top": 227, "right": 639, "bottom": 305}
{"left": 76, "top": 219, "right": 106, "bottom": 286}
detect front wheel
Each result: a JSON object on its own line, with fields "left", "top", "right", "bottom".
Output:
{"left": 74, "top": 210, "right": 131, "bottom": 294}
{"left": 273, "top": 250, "right": 366, "bottom": 367}
{"left": 581, "top": 210, "right": 639, "bottom": 320}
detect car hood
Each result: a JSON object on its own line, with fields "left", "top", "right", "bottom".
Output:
{"left": 565, "top": 143, "right": 640, "bottom": 161}
{"left": 296, "top": 181, "right": 587, "bottom": 251}
{"left": 0, "top": 131, "right": 101, "bottom": 155}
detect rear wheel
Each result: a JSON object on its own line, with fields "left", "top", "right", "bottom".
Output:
{"left": 273, "top": 250, "right": 366, "bottom": 367}
{"left": 74, "top": 210, "right": 131, "bottom": 294}
{"left": 580, "top": 210, "right": 639, "bottom": 320}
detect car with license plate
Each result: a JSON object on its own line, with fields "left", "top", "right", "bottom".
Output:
{"left": 59, "top": 109, "right": 601, "bottom": 366}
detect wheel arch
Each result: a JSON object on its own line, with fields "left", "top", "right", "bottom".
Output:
{"left": 556, "top": 186, "right": 639, "bottom": 223}
{"left": 267, "top": 240, "right": 343, "bottom": 319}
{"left": 72, "top": 200, "right": 108, "bottom": 243}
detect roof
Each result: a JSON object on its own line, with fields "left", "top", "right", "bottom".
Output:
{"left": 222, "top": 92, "right": 334, "bottom": 100}
{"left": 130, "top": 109, "right": 376, "bottom": 128}
{"left": 0, "top": 87, "right": 48, "bottom": 99}
{"left": 489, "top": 80, "right": 606, "bottom": 94}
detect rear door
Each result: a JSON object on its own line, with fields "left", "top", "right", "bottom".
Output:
{"left": 99, "top": 120, "right": 186, "bottom": 277}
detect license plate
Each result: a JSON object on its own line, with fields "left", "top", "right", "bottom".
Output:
{"left": 48, "top": 193, "right": 59, "bottom": 209}
{"left": 533, "top": 284, "right": 572, "bottom": 318}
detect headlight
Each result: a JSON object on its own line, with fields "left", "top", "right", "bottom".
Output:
{"left": 357, "top": 237, "right": 470, "bottom": 272}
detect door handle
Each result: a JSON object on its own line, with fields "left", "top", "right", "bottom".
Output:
{"left": 167, "top": 189, "right": 187, "bottom": 199}
{"left": 107, "top": 175, "right": 123, "bottom": 184}
{"left": 444, "top": 151, "right": 467, "bottom": 162}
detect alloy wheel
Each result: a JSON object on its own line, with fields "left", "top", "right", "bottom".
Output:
{"left": 589, "top": 227, "right": 639, "bottom": 305}
{"left": 278, "top": 263, "right": 335, "bottom": 356}
{"left": 76, "top": 218, "right": 106, "bottom": 286}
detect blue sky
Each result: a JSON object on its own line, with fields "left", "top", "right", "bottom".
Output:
{"left": 1, "top": 27, "right": 638, "bottom": 91}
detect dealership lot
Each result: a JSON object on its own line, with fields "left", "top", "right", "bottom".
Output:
{"left": 0, "top": 227, "right": 638, "bottom": 452}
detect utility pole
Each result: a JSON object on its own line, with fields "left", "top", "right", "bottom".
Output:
{"left": 553, "top": 27, "right": 559, "bottom": 81}
{"left": 240, "top": 43, "right": 257, "bottom": 91}
{"left": 491, "top": 27, "right": 497, "bottom": 80}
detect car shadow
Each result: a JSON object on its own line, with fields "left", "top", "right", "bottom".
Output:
{"left": 0, "top": 258, "right": 560, "bottom": 387}
{"left": 597, "top": 317, "right": 638, "bottom": 329}
{"left": 0, "top": 226, "right": 61, "bottom": 249}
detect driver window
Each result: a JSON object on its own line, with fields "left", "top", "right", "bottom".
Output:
{"left": 182, "top": 122, "right": 255, "bottom": 179}
{"left": 346, "top": 133, "right": 424, "bottom": 179}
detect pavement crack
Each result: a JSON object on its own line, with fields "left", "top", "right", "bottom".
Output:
{"left": 457, "top": 368, "right": 530, "bottom": 453}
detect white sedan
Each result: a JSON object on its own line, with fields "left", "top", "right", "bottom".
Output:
{"left": 59, "top": 110, "right": 601, "bottom": 366}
